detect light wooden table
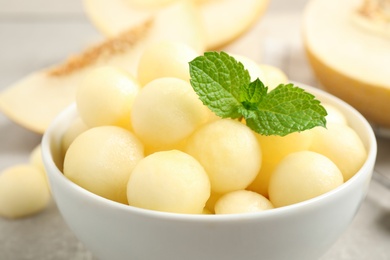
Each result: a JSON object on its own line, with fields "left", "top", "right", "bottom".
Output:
{"left": 0, "top": 1, "right": 389, "bottom": 259}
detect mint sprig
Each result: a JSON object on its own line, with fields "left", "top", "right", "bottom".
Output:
{"left": 189, "top": 51, "right": 327, "bottom": 136}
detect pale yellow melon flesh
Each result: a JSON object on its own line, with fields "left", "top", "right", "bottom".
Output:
{"left": 83, "top": 0, "right": 154, "bottom": 37}
{"left": 82, "top": 0, "right": 269, "bottom": 50}
{"left": 0, "top": 23, "right": 150, "bottom": 134}
{"left": 83, "top": 0, "right": 205, "bottom": 53}
{"left": 141, "top": 1, "right": 205, "bottom": 53}
{"left": 0, "top": 2, "right": 204, "bottom": 134}
{"left": 303, "top": 0, "right": 390, "bottom": 127}
{"left": 123, "top": 0, "right": 182, "bottom": 9}
{"left": 197, "top": 0, "right": 269, "bottom": 49}
{"left": 0, "top": 71, "right": 82, "bottom": 134}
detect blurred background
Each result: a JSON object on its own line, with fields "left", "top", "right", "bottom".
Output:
{"left": 0, "top": 0, "right": 389, "bottom": 259}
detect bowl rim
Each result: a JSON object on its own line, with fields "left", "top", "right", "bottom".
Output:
{"left": 41, "top": 83, "right": 377, "bottom": 223}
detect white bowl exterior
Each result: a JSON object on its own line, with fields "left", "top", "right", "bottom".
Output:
{"left": 42, "top": 85, "right": 376, "bottom": 260}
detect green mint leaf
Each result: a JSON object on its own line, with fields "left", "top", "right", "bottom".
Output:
{"left": 245, "top": 83, "right": 327, "bottom": 136}
{"left": 189, "top": 51, "right": 250, "bottom": 119}
{"left": 189, "top": 51, "right": 327, "bottom": 136}
{"left": 240, "top": 78, "right": 267, "bottom": 113}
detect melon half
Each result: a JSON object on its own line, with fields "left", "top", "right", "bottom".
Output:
{"left": 0, "top": 1, "right": 204, "bottom": 134}
{"left": 303, "top": 0, "right": 390, "bottom": 127}
{"left": 83, "top": 0, "right": 269, "bottom": 50}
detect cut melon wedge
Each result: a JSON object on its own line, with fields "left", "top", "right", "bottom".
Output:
{"left": 83, "top": 0, "right": 154, "bottom": 37}
{"left": 197, "top": 0, "right": 269, "bottom": 49}
{"left": 303, "top": 0, "right": 390, "bottom": 127}
{"left": 125, "top": 0, "right": 183, "bottom": 9}
{"left": 0, "top": 1, "right": 204, "bottom": 134}
{"left": 82, "top": 0, "right": 269, "bottom": 50}
{"left": 0, "top": 70, "right": 83, "bottom": 134}
{"left": 83, "top": 0, "right": 205, "bottom": 53}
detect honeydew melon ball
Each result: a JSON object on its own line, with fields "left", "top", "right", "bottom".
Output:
{"left": 202, "top": 208, "right": 213, "bottom": 214}
{"left": 64, "top": 126, "right": 144, "bottom": 204}
{"left": 204, "top": 192, "right": 223, "bottom": 214}
{"left": 231, "top": 54, "right": 267, "bottom": 83}
{"left": 322, "top": 103, "right": 348, "bottom": 125}
{"left": 269, "top": 151, "right": 343, "bottom": 207}
{"left": 259, "top": 64, "right": 288, "bottom": 90}
{"left": 76, "top": 66, "right": 140, "bottom": 129}
{"left": 250, "top": 128, "right": 314, "bottom": 197}
{"left": 309, "top": 123, "right": 367, "bottom": 181}
{"left": 256, "top": 130, "right": 313, "bottom": 163}
{"left": 29, "top": 145, "right": 50, "bottom": 187}
{"left": 127, "top": 150, "right": 210, "bottom": 214}
{"left": 137, "top": 41, "right": 198, "bottom": 86}
{"left": 246, "top": 160, "right": 278, "bottom": 198}
{"left": 185, "top": 119, "right": 262, "bottom": 194}
{"left": 131, "top": 77, "right": 209, "bottom": 154}
{"left": 0, "top": 164, "right": 51, "bottom": 219}
{"left": 214, "top": 190, "right": 273, "bottom": 214}
{"left": 61, "top": 117, "right": 89, "bottom": 156}
{"left": 205, "top": 108, "right": 222, "bottom": 123}
{"left": 29, "top": 145, "right": 45, "bottom": 173}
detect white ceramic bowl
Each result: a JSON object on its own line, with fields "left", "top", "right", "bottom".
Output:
{"left": 42, "top": 84, "right": 377, "bottom": 260}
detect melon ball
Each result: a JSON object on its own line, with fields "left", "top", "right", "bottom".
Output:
{"left": 231, "top": 54, "right": 267, "bottom": 83}
{"left": 137, "top": 41, "right": 198, "bottom": 86}
{"left": 63, "top": 126, "right": 144, "bottom": 204}
{"left": 61, "top": 117, "right": 89, "bottom": 156}
{"left": 251, "top": 128, "right": 314, "bottom": 198}
{"left": 204, "top": 192, "right": 223, "bottom": 214}
{"left": 322, "top": 103, "right": 348, "bottom": 125}
{"left": 127, "top": 150, "right": 210, "bottom": 214}
{"left": 268, "top": 151, "right": 344, "bottom": 207}
{"left": 0, "top": 164, "right": 51, "bottom": 219}
{"left": 29, "top": 145, "right": 45, "bottom": 173}
{"left": 309, "top": 123, "right": 367, "bottom": 181}
{"left": 215, "top": 190, "right": 273, "bottom": 214}
{"left": 202, "top": 208, "right": 213, "bottom": 215}
{"left": 76, "top": 66, "right": 140, "bottom": 129}
{"left": 246, "top": 160, "right": 278, "bottom": 197}
{"left": 185, "top": 119, "right": 262, "bottom": 194}
{"left": 29, "top": 145, "right": 49, "bottom": 187}
{"left": 205, "top": 108, "right": 222, "bottom": 123}
{"left": 259, "top": 64, "right": 288, "bottom": 90}
{"left": 256, "top": 130, "right": 313, "bottom": 163}
{"left": 131, "top": 77, "right": 209, "bottom": 154}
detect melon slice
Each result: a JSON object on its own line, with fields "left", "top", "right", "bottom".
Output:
{"left": 83, "top": 0, "right": 205, "bottom": 53}
{"left": 303, "top": 0, "right": 390, "bottom": 127}
{"left": 123, "top": 0, "right": 182, "bottom": 9}
{"left": 197, "top": 0, "right": 269, "bottom": 49}
{"left": 82, "top": 0, "right": 269, "bottom": 50}
{"left": 83, "top": 0, "right": 154, "bottom": 37}
{"left": 0, "top": 1, "right": 204, "bottom": 134}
